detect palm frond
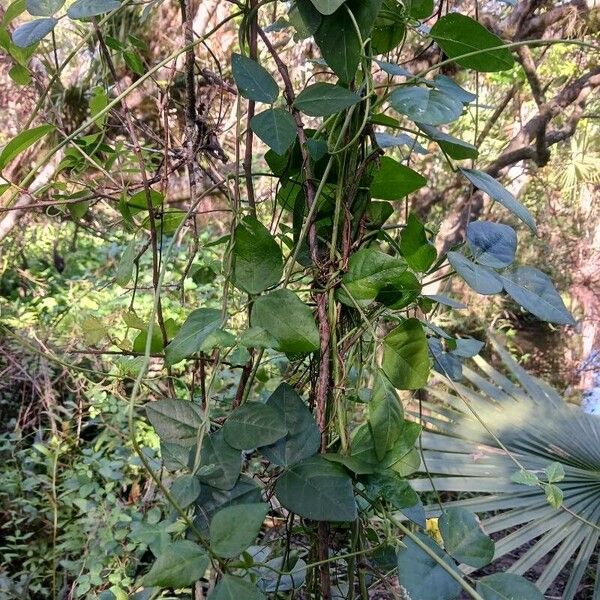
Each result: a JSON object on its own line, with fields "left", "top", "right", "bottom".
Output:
{"left": 410, "top": 339, "right": 600, "bottom": 599}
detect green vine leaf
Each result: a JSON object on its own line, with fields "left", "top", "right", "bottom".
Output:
{"left": 231, "top": 216, "right": 283, "bottom": 294}
{"left": 417, "top": 123, "right": 478, "bottom": 160}
{"left": 390, "top": 86, "right": 463, "bottom": 126}
{"left": 0, "top": 123, "right": 54, "bottom": 168}
{"left": 400, "top": 212, "right": 437, "bottom": 272}
{"left": 370, "top": 156, "right": 427, "bottom": 200}
{"left": 466, "top": 221, "right": 517, "bottom": 268}
{"left": 194, "top": 476, "right": 262, "bottom": 531}
{"left": 231, "top": 53, "right": 279, "bottom": 103}
{"left": 338, "top": 247, "right": 408, "bottom": 306}
{"left": 313, "top": 0, "right": 382, "bottom": 84}
{"left": 447, "top": 252, "right": 503, "bottom": 295}
{"left": 439, "top": 507, "right": 495, "bottom": 568}
{"left": 371, "top": 0, "right": 406, "bottom": 55}
{"left": 222, "top": 403, "right": 288, "bottom": 450}
{"left": 382, "top": 318, "right": 430, "bottom": 389}
{"left": 66, "top": 0, "right": 120, "bottom": 20}
{"left": 369, "top": 371, "right": 404, "bottom": 460}
{"left": 430, "top": 13, "right": 515, "bottom": 72}
{"left": 146, "top": 399, "right": 203, "bottom": 446}
{"left": 26, "top": 0, "right": 64, "bottom": 16}
{"left": 143, "top": 541, "right": 209, "bottom": 588}
{"left": 498, "top": 266, "right": 576, "bottom": 325}
{"left": 275, "top": 455, "right": 357, "bottom": 521}
{"left": 251, "top": 108, "right": 297, "bottom": 155}
{"left": 197, "top": 432, "right": 242, "bottom": 491}
{"left": 476, "top": 573, "right": 544, "bottom": 600}
{"left": 164, "top": 308, "right": 221, "bottom": 366}
{"left": 210, "top": 503, "right": 268, "bottom": 558}
{"left": 405, "top": 0, "right": 433, "bottom": 19}
{"left": 11, "top": 17, "right": 56, "bottom": 47}
{"left": 261, "top": 383, "right": 320, "bottom": 467}
{"left": 396, "top": 533, "right": 461, "bottom": 600}
{"left": 460, "top": 168, "right": 537, "bottom": 232}
{"left": 170, "top": 474, "right": 201, "bottom": 508}
{"left": 294, "top": 82, "right": 361, "bottom": 116}
{"left": 251, "top": 289, "right": 320, "bottom": 354}
{"left": 210, "top": 575, "right": 266, "bottom": 600}
{"left": 308, "top": 0, "right": 346, "bottom": 15}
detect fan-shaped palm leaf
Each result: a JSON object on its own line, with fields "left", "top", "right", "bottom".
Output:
{"left": 410, "top": 340, "right": 600, "bottom": 599}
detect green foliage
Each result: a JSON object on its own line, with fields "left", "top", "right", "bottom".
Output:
{"left": 396, "top": 533, "right": 461, "bottom": 600}
{"left": 231, "top": 53, "right": 279, "bottom": 103}
{"left": 294, "top": 82, "right": 361, "bottom": 116}
{"left": 209, "top": 575, "right": 266, "bottom": 600}
{"left": 430, "top": 13, "right": 515, "bottom": 72}
{"left": 251, "top": 289, "right": 320, "bottom": 353}
{"left": 1, "top": 0, "right": 587, "bottom": 597}
{"left": 209, "top": 503, "right": 268, "bottom": 558}
{"left": 382, "top": 318, "right": 430, "bottom": 389}
{"left": 231, "top": 217, "right": 283, "bottom": 294}
{"left": 477, "top": 574, "right": 544, "bottom": 600}
{"left": 0, "top": 123, "right": 53, "bottom": 168}
{"left": 143, "top": 541, "right": 209, "bottom": 588}
{"left": 439, "top": 507, "right": 495, "bottom": 568}
{"left": 390, "top": 86, "right": 464, "bottom": 126}
{"left": 251, "top": 109, "right": 297, "bottom": 155}
{"left": 222, "top": 402, "right": 287, "bottom": 450}
{"left": 274, "top": 455, "right": 357, "bottom": 521}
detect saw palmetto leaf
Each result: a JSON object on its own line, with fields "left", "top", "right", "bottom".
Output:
{"left": 410, "top": 338, "right": 600, "bottom": 599}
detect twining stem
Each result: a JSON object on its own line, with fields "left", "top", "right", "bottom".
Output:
{"left": 93, "top": 23, "right": 169, "bottom": 351}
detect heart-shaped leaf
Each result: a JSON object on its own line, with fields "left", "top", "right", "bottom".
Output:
{"left": 294, "top": 82, "right": 361, "bottom": 116}
{"left": 210, "top": 503, "right": 268, "bottom": 558}
{"left": 275, "top": 455, "right": 357, "bottom": 521}
{"left": 476, "top": 573, "right": 544, "bottom": 600}
{"left": 198, "top": 432, "right": 241, "bottom": 491}
{"left": 370, "top": 156, "right": 426, "bottom": 200}
{"left": 314, "top": 0, "right": 382, "bottom": 84}
{"left": 164, "top": 308, "right": 221, "bottom": 366}
{"left": 397, "top": 533, "right": 461, "bottom": 600}
{"left": 232, "top": 216, "right": 283, "bottom": 294}
{"left": 308, "top": 0, "right": 346, "bottom": 15}
{"left": 439, "top": 507, "right": 495, "bottom": 568}
{"left": 223, "top": 403, "right": 287, "bottom": 450}
{"left": 390, "top": 86, "right": 463, "bottom": 126}
{"left": 143, "top": 540, "right": 209, "bottom": 588}
{"left": 251, "top": 109, "right": 297, "bottom": 156}
{"left": 0, "top": 124, "right": 54, "bottom": 168}
{"left": 261, "top": 383, "right": 320, "bottom": 466}
{"left": 67, "top": 0, "right": 120, "bottom": 19}
{"left": 339, "top": 247, "right": 408, "bottom": 306}
{"left": 460, "top": 168, "right": 536, "bottom": 232}
{"left": 26, "top": 0, "right": 65, "bottom": 16}
{"left": 251, "top": 289, "right": 319, "bottom": 353}
{"left": 400, "top": 212, "right": 437, "bottom": 272}
{"left": 210, "top": 575, "right": 266, "bottom": 600}
{"left": 466, "top": 220, "right": 517, "bottom": 268}
{"left": 146, "top": 399, "right": 203, "bottom": 446}
{"left": 498, "top": 266, "right": 575, "bottom": 325}
{"left": 382, "top": 318, "right": 430, "bottom": 389}
{"left": 447, "top": 251, "right": 503, "bottom": 295}
{"left": 369, "top": 370, "right": 404, "bottom": 460}
{"left": 430, "top": 13, "right": 514, "bottom": 72}
{"left": 12, "top": 17, "right": 57, "bottom": 47}
{"left": 231, "top": 53, "right": 278, "bottom": 103}
{"left": 417, "top": 123, "right": 478, "bottom": 160}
